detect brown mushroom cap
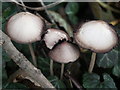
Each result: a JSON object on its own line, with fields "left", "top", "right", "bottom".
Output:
{"left": 44, "top": 28, "right": 70, "bottom": 49}
{"left": 74, "top": 20, "right": 118, "bottom": 53}
{"left": 49, "top": 41, "right": 80, "bottom": 63}
{"left": 6, "top": 12, "right": 44, "bottom": 44}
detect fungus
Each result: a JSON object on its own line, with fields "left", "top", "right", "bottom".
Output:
{"left": 44, "top": 28, "right": 70, "bottom": 49}
{"left": 6, "top": 12, "right": 44, "bottom": 66}
{"left": 49, "top": 41, "right": 80, "bottom": 79}
{"left": 74, "top": 20, "right": 118, "bottom": 73}
{"left": 6, "top": 12, "right": 44, "bottom": 44}
{"left": 74, "top": 20, "right": 118, "bottom": 53}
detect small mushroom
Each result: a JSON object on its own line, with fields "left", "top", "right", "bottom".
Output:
{"left": 6, "top": 12, "right": 44, "bottom": 44}
{"left": 49, "top": 41, "right": 80, "bottom": 79}
{"left": 6, "top": 12, "right": 44, "bottom": 66}
{"left": 74, "top": 20, "right": 118, "bottom": 53}
{"left": 49, "top": 41, "right": 80, "bottom": 63}
{"left": 74, "top": 20, "right": 118, "bottom": 73}
{"left": 44, "top": 28, "right": 70, "bottom": 49}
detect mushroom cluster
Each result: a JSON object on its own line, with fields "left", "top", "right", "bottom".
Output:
{"left": 43, "top": 28, "right": 80, "bottom": 79}
{"left": 43, "top": 28, "right": 80, "bottom": 63}
{"left": 6, "top": 11, "right": 118, "bottom": 79}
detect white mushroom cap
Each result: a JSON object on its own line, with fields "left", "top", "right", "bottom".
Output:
{"left": 6, "top": 12, "right": 44, "bottom": 44}
{"left": 74, "top": 20, "right": 118, "bottom": 53}
{"left": 44, "top": 29, "right": 70, "bottom": 49}
{"left": 49, "top": 41, "right": 80, "bottom": 63}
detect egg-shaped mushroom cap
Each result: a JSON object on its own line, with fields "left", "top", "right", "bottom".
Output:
{"left": 44, "top": 28, "right": 70, "bottom": 49}
{"left": 74, "top": 20, "right": 118, "bottom": 53}
{"left": 6, "top": 12, "right": 44, "bottom": 44}
{"left": 49, "top": 41, "right": 80, "bottom": 63}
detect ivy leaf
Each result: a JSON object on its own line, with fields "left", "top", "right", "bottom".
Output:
{"left": 37, "top": 57, "right": 50, "bottom": 76}
{"left": 37, "top": 57, "right": 61, "bottom": 76}
{"left": 2, "top": 2, "right": 18, "bottom": 23}
{"left": 65, "top": 2, "right": 79, "bottom": 15}
{"left": 112, "top": 63, "right": 120, "bottom": 77}
{"left": 83, "top": 73, "right": 100, "bottom": 88}
{"left": 68, "top": 14, "right": 79, "bottom": 25}
{"left": 112, "top": 52, "right": 120, "bottom": 77}
{"left": 47, "top": 76, "right": 66, "bottom": 89}
{"left": 96, "top": 49, "right": 119, "bottom": 68}
{"left": 48, "top": 10, "right": 73, "bottom": 37}
{"left": 3, "top": 82, "right": 28, "bottom": 89}
{"left": 83, "top": 73, "right": 117, "bottom": 88}
{"left": 89, "top": 3, "right": 115, "bottom": 22}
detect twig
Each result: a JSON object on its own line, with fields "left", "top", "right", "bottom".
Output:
{"left": 1, "top": 30, "right": 56, "bottom": 89}
{"left": 8, "top": 69, "right": 23, "bottom": 82}
{"left": 19, "top": 0, "right": 27, "bottom": 11}
{"left": 65, "top": 72, "right": 83, "bottom": 90}
{"left": 28, "top": 44, "right": 37, "bottom": 67}
{"left": 10, "top": 0, "right": 64, "bottom": 11}
{"left": 39, "top": 0, "right": 59, "bottom": 28}
{"left": 88, "top": 52, "right": 97, "bottom": 73}
{"left": 97, "top": 0, "right": 120, "bottom": 14}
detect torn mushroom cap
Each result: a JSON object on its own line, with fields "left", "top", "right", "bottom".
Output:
{"left": 6, "top": 12, "right": 44, "bottom": 44}
{"left": 74, "top": 20, "right": 118, "bottom": 53}
{"left": 49, "top": 41, "right": 80, "bottom": 63}
{"left": 44, "top": 29, "right": 70, "bottom": 49}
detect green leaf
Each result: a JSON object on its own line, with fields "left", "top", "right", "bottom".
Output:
{"left": 37, "top": 57, "right": 50, "bottom": 76}
{"left": 83, "top": 73, "right": 100, "bottom": 88}
{"left": 48, "top": 10, "right": 73, "bottom": 37}
{"left": 83, "top": 73, "right": 117, "bottom": 88}
{"left": 96, "top": 49, "right": 119, "bottom": 68}
{"left": 37, "top": 57, "right": 61, "bottom": 76}
{"left": 112, "top": 52, "right": 120, "bottom": 77}
{"left": 68, "top": 15, "right": 79, "bottom": 25}
{"left": 89, "top": 3, "right": 115, "bottom": 22}
{"left": 112, "top": 63, "right": 120, "bottom": 77}
{"left": 3, "top": 82, "right": 28, "bottom": 89}
{"left": 2, "top": 2, "right": 18, "bottom": 23}
{"left": 65, "top": 2, "right": 79, "bottom": 15}
{"left": 47, "top": 76, "right": 66, "bottom": 89}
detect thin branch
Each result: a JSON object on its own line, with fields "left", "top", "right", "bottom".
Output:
{"left": 8, "top": 69, "right": 23, "bottom": 82}
{"left": 0, "top": 30, "right": 56, "bottom": 89}
{"left": 65, "top": 72, "right": 83, "bottom": 90}
{"left": 97, "top": 0, "right": 120, "bottom": 14}
{"left": 10, "top": 0, "right": 64, "bottom": 11}
{"left": 19, "top": 0, "right": 27, "bottom": 11}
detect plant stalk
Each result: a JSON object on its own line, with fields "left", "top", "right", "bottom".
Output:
{"left": 60, "top": 63, "right": 65, "bottom": 80}
{"left": 88, "top": 52, "right": 96, "bottom": 73}
{"left": 28, "top": 44, "right": 37, "bottom": 67}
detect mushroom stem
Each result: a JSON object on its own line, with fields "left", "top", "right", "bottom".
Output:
{"left": 28, "top": 44, "right": 37, "bottom": 67}
{"left": 50, "top": 59, "right": 54, "bottom": 76}
{"left": 88, "top": 52, "right": 96, "bottom": 73}
{"left": 60, "top": 63, "right": 65, "bottom": 80}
